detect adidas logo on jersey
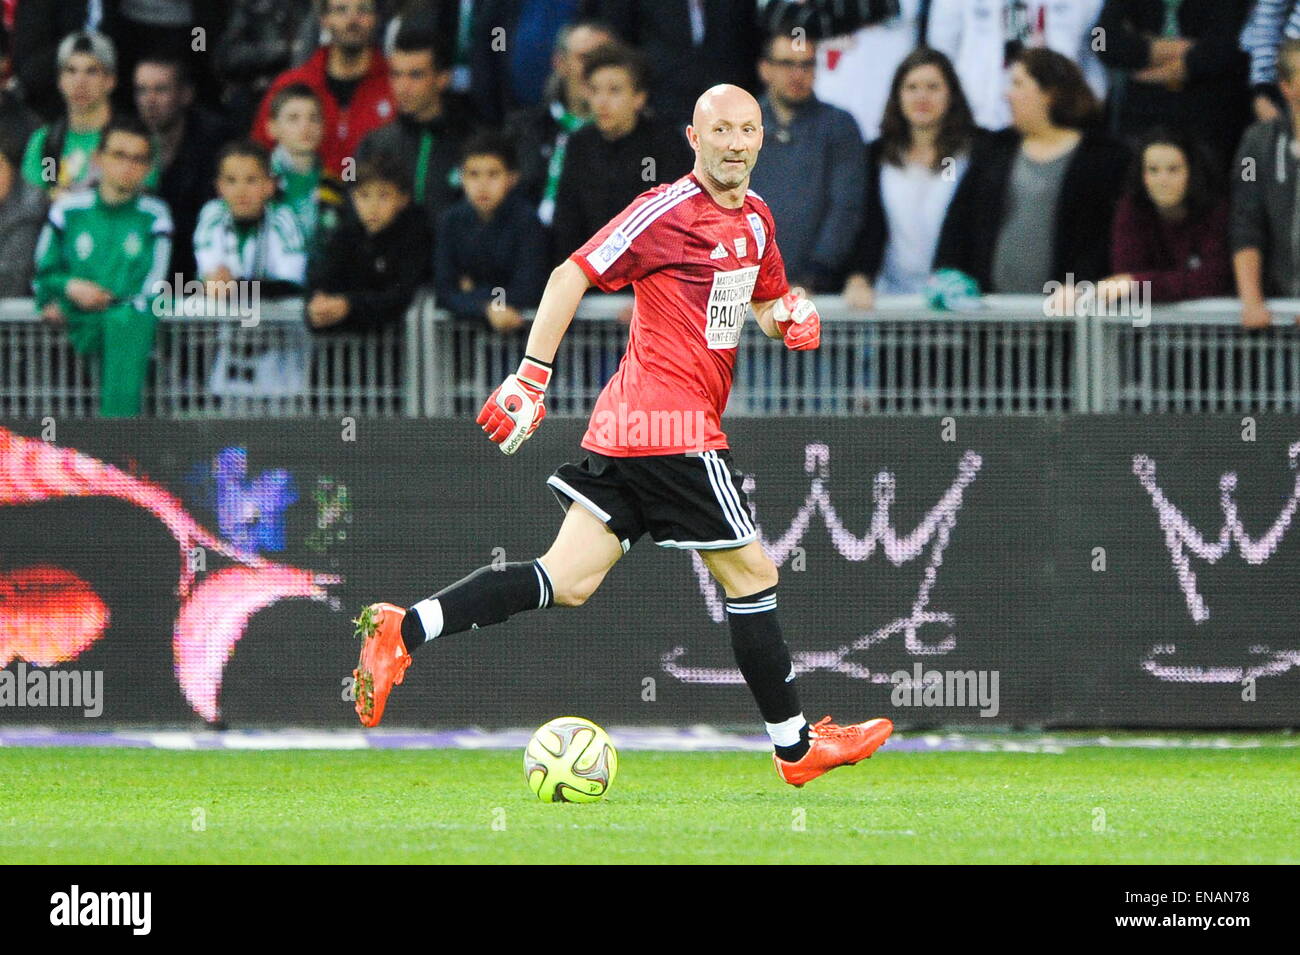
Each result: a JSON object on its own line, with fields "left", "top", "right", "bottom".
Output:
{"left": 710, "top": 242, "right": 728, "bottom": 259}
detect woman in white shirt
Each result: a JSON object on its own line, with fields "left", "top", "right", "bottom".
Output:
{"left": 844, "top": 48, "right": 984, "bottom": 309}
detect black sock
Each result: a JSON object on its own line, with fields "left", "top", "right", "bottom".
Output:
{"left": 726, "top": 585, "right": 808, "bottom": 759}
{"left": 400, "top": 559, "right": 554, "bottom": 649}
{"left": 774, "top": 724, "right": 812, "bottom": 764}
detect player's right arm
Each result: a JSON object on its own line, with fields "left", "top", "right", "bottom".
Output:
{"left": 479, "top": 184, "right": 678, "bottom": 455}
{"left": 476, "top": 259, "right": 592, "bottom": 455}
{"left": 523, "top": 259, "right": 593, "bottom": 364}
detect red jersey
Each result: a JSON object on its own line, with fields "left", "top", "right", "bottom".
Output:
{"left": 570, "top": 174, "right": 789, "bottom": 457}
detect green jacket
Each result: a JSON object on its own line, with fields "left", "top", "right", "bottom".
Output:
{"left": 34, "top": 187, "right": 174, "bottom": 318}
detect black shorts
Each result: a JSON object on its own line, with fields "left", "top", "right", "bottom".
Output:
{"left": 547, "top": 449, "right": 757, "bottom": 553}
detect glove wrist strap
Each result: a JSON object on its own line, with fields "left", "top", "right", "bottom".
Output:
{"left": 517, "top": 355, "right": 552, "bottom": 392}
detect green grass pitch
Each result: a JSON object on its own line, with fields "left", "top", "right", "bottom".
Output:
{"left": 1, "top": 741, "right": 1296, "bottom": 864}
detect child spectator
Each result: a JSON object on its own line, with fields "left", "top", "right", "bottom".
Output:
{"left": 306, "top": 151, "right": 432, "bottom": 332}
{"left": 0, "top": 127, "right": 48, "bottom": 297}
{"left": 33, "top": 116, "right": 172, "bottom": 417}
{"left": 357, "top": 30, "right": 474, "bottom": 235}
{"left": 194, "top": 140, "right": 307, "bottom": 298}
{"left": 844, "top": 48, "right": 984, "bottom": 307}
{"left": 434, "top": 132, "right": 547, "bottom": 333}
{"left": 22, "top": 31, "right": 120, "bottom": 198}
{"left": 265, "top": 83, "right": 345, "bottom": 253}
{"left": 1101, "top": 127, "right": 1230, "bottom": 305}
{"left": 251, "top": 0, "right": 395, "bottom": 179}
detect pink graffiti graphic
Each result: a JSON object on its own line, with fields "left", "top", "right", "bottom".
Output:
{"left": 0, "top": 427, "right": 340, "bottom": 720}
{"left": 1133, "top": 443, "right": 1300, "bottom": 682}
{"left": 664, "top": 443, "right": 983, "bottom": 682}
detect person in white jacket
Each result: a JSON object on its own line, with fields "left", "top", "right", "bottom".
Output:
{"left": 927, "top": 0, "right": 1107, "bottom": 130}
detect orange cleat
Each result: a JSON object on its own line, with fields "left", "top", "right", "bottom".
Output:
{"left": 772, "top": 715, "right": 893, "bottom": 787}
{"left": 352, "top": 602, "right": 413, "bottom": 727}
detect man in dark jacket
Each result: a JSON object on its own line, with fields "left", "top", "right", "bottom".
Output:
{"left": 749, "top": 33, "right": 864, "bottom": 292}
{"left": 306, "top": 152, "right": 432, "bottom": 332}
{"left": 502, "top": 18, "right": 616, "bottom": 225}
{"left": 134, "top": 56, "right": 229, "bottom": 280}
{"left": 550, "top": 42, "right": 693, "bottom": 263}
{"left": 1095, "top": 0, "right": 1252, "bottom": 172}
{"left": 357, "top": 30, "right": 475, "bottom": 236}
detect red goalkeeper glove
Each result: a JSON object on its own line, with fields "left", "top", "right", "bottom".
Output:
{"left": 477, "top": 356, "right": 552, "bottom": 454}
{"left": 773, "top": 290, "right": 820, "bottom": 351}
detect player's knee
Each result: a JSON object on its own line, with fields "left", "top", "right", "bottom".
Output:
{"left": 552, "top": 573, "right": 601, "bottom": 607}
{"left": 753, "top": 556, "right": 779, "bottom": 592}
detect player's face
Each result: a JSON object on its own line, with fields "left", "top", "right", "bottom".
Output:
{"left": 587, "top": 66, "right": 646, "bottom": 138}
{"left": 217, "top": 156, "right": 276, "bottom": 220}
{"left": 1142, "top": 144, "right": 1190, "bottom": 212}
{"left": 899, "top": 64, "right": 950, "bottom": 132}
{"left": 270, "top": 98, "right": 325, "bottom": 154}
{"left": 97, "top": 132, "right": 152, "bottom": 194}
{"left": 694, "top": 108, "right": 763, "bottom": 190}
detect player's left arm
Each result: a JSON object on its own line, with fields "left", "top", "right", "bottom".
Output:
{"left": 751, "top": 217, "right": 820, "bottom": 349}
{"left": 753, "top": 289, "right": 821, "bottom": 350}
{"left": 752, "top": 297, "right": 786, "bottom": 339}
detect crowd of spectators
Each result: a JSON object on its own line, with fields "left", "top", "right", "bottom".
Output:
{"left": 0, "top": 0, "right": 1296, "bottom": 415}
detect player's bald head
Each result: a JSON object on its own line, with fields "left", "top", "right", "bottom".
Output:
{"left": 692, "top": 84, "right": 762, "bottom": 129}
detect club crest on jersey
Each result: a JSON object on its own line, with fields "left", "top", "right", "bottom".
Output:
{"left": 746, "top": 212, "right": 766, "bottom": 259}
{"left": 734, "top": 236, "right": 747, "bottom": 257}
{"left": 74, "top": 232, "right": 94, "bottom": 260}
{"left": 590, "top": 228, "right": 631, "bottom": 274}
{"left": 123, "top": 232, "right": 142, "bottom": 258}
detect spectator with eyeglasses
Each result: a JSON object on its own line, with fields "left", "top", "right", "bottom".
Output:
{"left": 749, "top": 32, "right": 864, "bottom": 294}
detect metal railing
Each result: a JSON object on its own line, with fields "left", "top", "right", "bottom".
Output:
{"left": 1092, "top": 299, "right": 1300, "bottom": 412}
{"left": 0, "top": 297, "right": 417, "bottom": 418}
{"left": 3, "top": 293, "right": 1299, "bottom": 417}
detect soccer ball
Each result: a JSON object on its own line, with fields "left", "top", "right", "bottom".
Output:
{"left": 524, "top": 716, "right": 618, "bottom": 803}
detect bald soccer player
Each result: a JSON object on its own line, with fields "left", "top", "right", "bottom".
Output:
{"left": 353, "top": 85, "right": 893, "bottom": 786}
